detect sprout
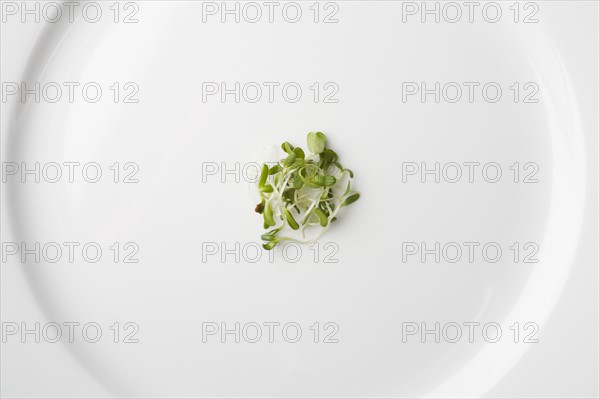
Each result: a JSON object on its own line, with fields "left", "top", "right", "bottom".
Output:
{"left": 307, "top": 132, "right": 326, "bottom": 154}
{"left": 255, "top": 132, "right": 360, "bottom": 250}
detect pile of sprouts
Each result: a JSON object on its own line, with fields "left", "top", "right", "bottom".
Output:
{"left": 255, "top": 132, "right": 359, "bottom": 250}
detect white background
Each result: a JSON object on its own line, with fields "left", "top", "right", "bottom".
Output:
{"left": 1, "top": 1, "right": 599, "bottom": 398}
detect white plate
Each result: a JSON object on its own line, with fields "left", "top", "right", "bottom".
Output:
{"left": 5, "top": 2, "right": 585, "bottom": 397}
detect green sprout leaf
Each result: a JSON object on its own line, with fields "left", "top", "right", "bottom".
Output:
{"left": 319, "top": 149, "right": 338, "bottom": 170}
{"left": 293, "top": 147, "right": 305, "bottom": 159}
{"left": 342, "top": 193, "right": 360, "bottom": 207}
{"left": 319, "top": 175, "right": 337, "bottom": 187}
{"left": 307, "top": 132, "right": 326, "bottom": 154}
{"left": 268, "top": 165, "right": 281, "bottom": 175}
{"left": 258, "top": 164, "right": 268, "bottom": 188}
{"left": 263, "top": 202, "right": 276, "bottom": 227}
{"left": 283, "top": 152, "right": 296, "bottom": 167}
{"left": 263, "top": 241, "right": 278, "bottom": 250}
{"left": 283, "top": 207, "right": 300, "bottom": 230}
{"left": 261, "top": 228, "right": 280, "bottom": 241}
{"left": 260, "top": 184, "right": 274, "bottom": 193}
{"left": 314, "top": 208, "right": 329, "bottom": 227}
{"left": 281, "top": 141, "right": 294, "bottom": 154}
